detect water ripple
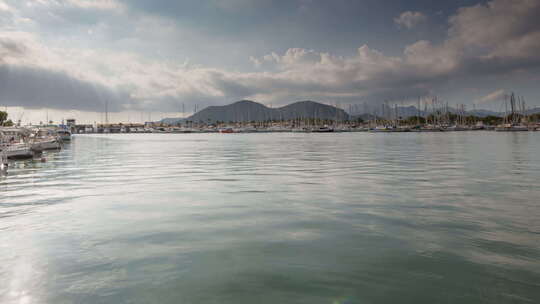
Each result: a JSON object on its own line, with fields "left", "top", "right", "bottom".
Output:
{"left": 1, "top": 132, "right": 540, "bottom": 304}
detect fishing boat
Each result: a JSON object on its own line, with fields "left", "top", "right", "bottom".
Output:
{"left": 57, "top": 129, "right": 72, "bottom": 141}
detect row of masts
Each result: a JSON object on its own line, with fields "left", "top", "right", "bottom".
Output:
{"left": 503, "top": 92, "right": 528, "bottom": 124}
{"left": 367, "top": 97, "right": 473, "bottom": 127}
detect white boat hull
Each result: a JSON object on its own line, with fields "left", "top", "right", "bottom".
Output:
{"left": 1, "top": 144, "right": 35, "bottom": 160}
{"left": 32, "top": 139, "right": 61, "bottom": 151}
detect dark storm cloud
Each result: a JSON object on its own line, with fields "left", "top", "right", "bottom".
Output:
{"left": 122, "top": 0, "right": 482, "bottom": 55}
{"left": 0, "top": 64, "right": 129, "bottom": 112}
{"left": 1, "top": 32, "right": 130, "bottom": 112}
{"left": 0, "top": 38, "right": 26, "bottom": 60}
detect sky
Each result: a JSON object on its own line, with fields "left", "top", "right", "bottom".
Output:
{"left": 1, "top": 0, "right": 540, "bottom": 123}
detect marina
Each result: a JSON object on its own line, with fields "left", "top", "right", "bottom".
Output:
{"left": 2, "top": 0, "right": 540, "bottom": 303}
{"left": 1, "top": 109, "right": 538, "bottom": 171}
{"left": 2, "top": 101, "right": 538, "bottom": 176}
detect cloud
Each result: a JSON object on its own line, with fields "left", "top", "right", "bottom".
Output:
{"left": 66, "top": 0, "right": 124, "bottom": 10}
{"left": 24, "top": 0, "right": 124, "bottom": 11}
{"left": 445, "top": 0, "right": 540, "bottom": 72}
{"left": 245, "top": 1, "right": 540, "bottom": 105}
{"left": 249, "top": 56, "right": 262, "bottom": 68}
{"left": 0, "top": 33, "right": 131, "bottom": 111}
{"left": 394, "top": 11, "right": 427, "bottom": 29}
{"left": 210, "top": 0, "right": 273, "bottom": 12}
{"left": 237, "top": 45, "right": 432, "bottom": 104}
{"left": 2, "top": 0, "right": 540, "bottom": 116}
{"left": 0, "top": 1, "right": 10, "bottom": 12}
{"left": 0, "top": 37, "right": 27, "bottom": 60}
{"left": 270, "top": 48, "right": 321, "bottom": 66}
{"left": 0, "top": 31, "right": 246, "bottom": 112}
{"left": 475, "top": 89, "right": 507, "bottom": 104}
{"left": 0, "top": 64, "right": 130, "bottom": 112}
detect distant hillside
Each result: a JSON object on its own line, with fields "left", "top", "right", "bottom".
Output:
{"left": 190, "top": 100, "right": 274, "bottom": 123}
{"left": 162, "top": 100, "right": 349, "bottom": 123}
{"left": 350, "top": 105, "right": 540, "bottom": 118}
{"left": 350, "top": 113, "right": 379, "bottom": 121}
{"left": 525, "top": 107, "right": 540, "bottom": 115}
{"left": 466, "top": 109, "right": 502, "bottom": 117}
{"left": 350, "top": 105, "right": 426, "bottom": 118}
{"left": 278, "top": 100, "right": 348, "bottom": 121}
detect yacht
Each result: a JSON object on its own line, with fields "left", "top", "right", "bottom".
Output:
{"left": 495, "top": 123, "right": 529, "bottom": 132}
{"left": 311, "top": 126, "right": 334, "bottom": 133}
{"left": 370, "top": 125, "right": 409, "bottom": 133}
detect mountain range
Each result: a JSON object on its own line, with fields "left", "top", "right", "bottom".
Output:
{"left": 161, "top": 100, "right": 540, "bottom": 124}
{"left": 162, "top": 100, "right": 349, "bottom": 124}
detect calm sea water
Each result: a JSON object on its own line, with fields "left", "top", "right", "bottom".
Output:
{"left": 1, "top": 132, "right": 539, "bottom": 304}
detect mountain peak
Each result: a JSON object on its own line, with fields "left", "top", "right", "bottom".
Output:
{"left": 232, "top": 100, "right": 258, "bottom": 105}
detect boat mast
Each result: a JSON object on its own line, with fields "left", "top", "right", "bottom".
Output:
{"left": 394, "top": 104, "right": 398, "bottom": 127}
{"left": 417, "top": 97, "right": 420, "bottom": 126}
{"left": 105, "top": 100, "right": 108, "bottom": 125}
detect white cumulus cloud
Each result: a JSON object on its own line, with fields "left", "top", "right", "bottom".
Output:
{"left": 394, "top": 11, "right": 427, "bottom": 29}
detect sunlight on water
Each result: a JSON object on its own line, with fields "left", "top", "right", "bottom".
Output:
{"left": 1, "top": 132, "right": 539, "bottom": 303}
